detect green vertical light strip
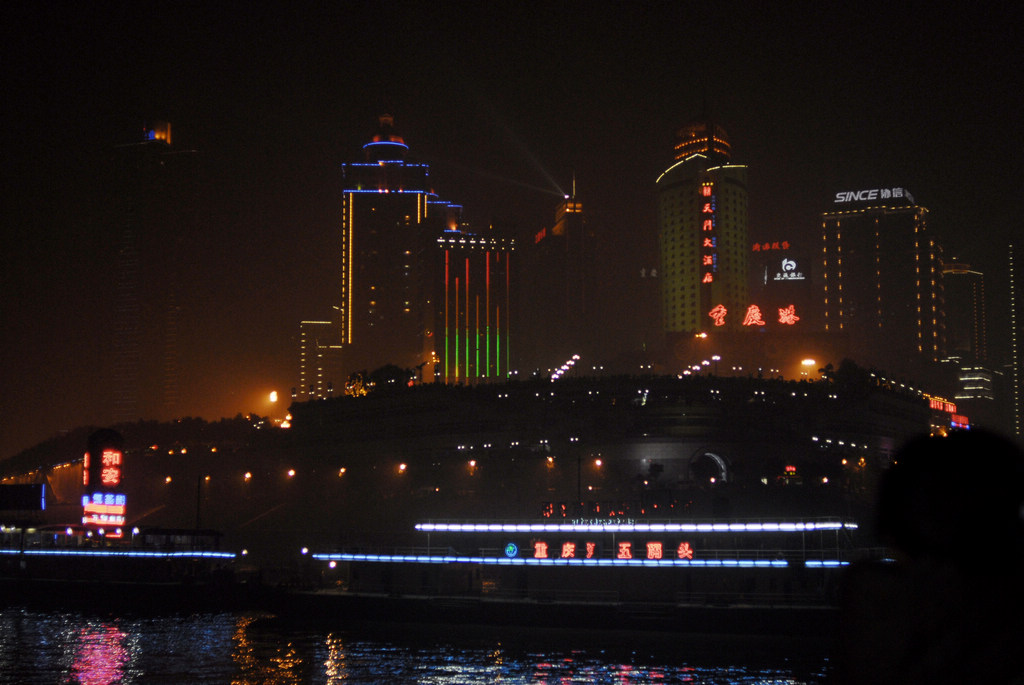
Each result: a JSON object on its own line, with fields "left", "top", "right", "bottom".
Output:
{"left": 475, "top": 295, "right": 481, "bottom": 380}
{"left": 444, "top": 250, "right": 450, "bottom": 382}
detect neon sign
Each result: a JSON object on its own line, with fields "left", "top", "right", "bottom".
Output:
{"left": 742, "top": 305, "right": 766, "bottom": 327}
{"left": 834, "top": 187, "right": 914, "bottom": 204}
{"left": 773, "top": 258, "right": 805, "bottom": 282}
{"left": 709, "top": 303, "right": 801, "bottom": 328}
{"left": 81, "top": 493, "right": 126, "bottom": 526}
{"left": 752, "top": 241, "right": 790, "bottom": 251}
{"left": 701, "top": 182, "right": 716, "bottom": 287}
{"left": 929, "top": 399, "right": 957, "bottom": 413}
{"left": 100, "top": 449, "right": 122, "bottom": 486}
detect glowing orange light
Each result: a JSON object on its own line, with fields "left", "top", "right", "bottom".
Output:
{"left": 677, "top": 542, "right": 694, "bottom": 559}
{"left": 533, "top": 541, "right": 548, "bottom": 559}
{"left": 617, "top": 541, "right": 633, "bottom": 559}
{"left": 702, "top": 272, "right": 714, "bottom": 283}
{"left": 709, "top": 304, "right": 728, "bottom": 326}
{"left": 560, "top": 542, "right": 576, "bottom": 558}
{"left": 646, "top": 542, "right": 663, "bottom": 560}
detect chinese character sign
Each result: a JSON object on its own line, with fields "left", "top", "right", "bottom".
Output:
{"left": 85, "top": 428, "right": 125, "bottom": 493}
{"left": 701, "top": 183, "right": 716, "bottom": 286}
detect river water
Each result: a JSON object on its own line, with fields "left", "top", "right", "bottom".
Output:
{"left": 0, "top": 608, "right": 831, "bottom": 683}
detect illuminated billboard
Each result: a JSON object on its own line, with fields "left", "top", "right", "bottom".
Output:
{"left": 82, "top": 429, "right": 126, "bottom": 533}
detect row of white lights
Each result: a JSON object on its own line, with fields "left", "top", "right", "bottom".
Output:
{"left": 415, "top": 521, "right": 857, "bottom": 533}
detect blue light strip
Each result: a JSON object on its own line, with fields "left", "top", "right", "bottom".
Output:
{"left": 414, "top": 521, "right": 857, "bottom": 534}
{"left": 804, "top": 560, "right": 850, "bottom": 568}
{"left": 0, "top": 549, "right": 235, "bottom": 560}
{"left": 313, "top": 553, "right": 789, "bottom": 568}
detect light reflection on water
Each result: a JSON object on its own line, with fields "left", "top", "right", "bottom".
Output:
{"left": 0, "top": 608, "right": 828, "bottom": 684}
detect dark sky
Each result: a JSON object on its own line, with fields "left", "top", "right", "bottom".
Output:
{"left": 2, "top": 3, "right": 1022, "bottom": 459}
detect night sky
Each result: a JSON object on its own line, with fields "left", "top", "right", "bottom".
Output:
{"left": 2, "top": 3, "right": 1022, "bottom": 459}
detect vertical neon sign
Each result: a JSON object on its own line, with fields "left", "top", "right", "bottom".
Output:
{"left": 701, "top": 183, "right": 716, "bottom": 288}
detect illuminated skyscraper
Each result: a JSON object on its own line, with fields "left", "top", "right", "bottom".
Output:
{"left": 821, "top": 187, "right": 945, "bottom": 374}
{"left": 336, "top": 115, "right": 439, "bottom": 376}
{"left": 301, "top": 115, "right": 515, "bottom": 390}
{"left": 656, "top": 120, "right": 748, "bottom": 337}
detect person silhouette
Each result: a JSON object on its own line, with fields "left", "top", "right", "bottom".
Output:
{"left": 837, "top": 430, "right": 1024, "bottom": 684}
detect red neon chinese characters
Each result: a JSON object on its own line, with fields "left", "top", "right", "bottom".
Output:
{"left": 702, "top": 219, "right": 713, "bottom": 231}
{"left": 677, "top": 542, "right": 694, "bottom": 559}
{"left": 533, "top": 541, "right": 548, "bottom": 559}
{"left": 702, "top": 255, "right": 713, "bottom": 266}
{"left": 585, "top": 542, "right": 596, "bottom": 559}
{"left": 708, "top": 304, "right": 727, "bottom": 326}
{"left": 702, "top": 272, "right": 713, "bottom": 283}
{"left": 703, "top": 237, "right": 714, "bottom": 248}
{"left": 100, "top": 449, "right": 122, "bottom": 486}
{"left": 646, "top": 542, "right": 663, "bottom": 560}
{"left": 742, "top": 305, "right": 766, "bottom": 326}
{"left": 561, "top": 542, "right": 576, "bottom": 558}
{"left": 701, "top": 185, "right": 712, "bottom": 197}
{"left": 617, "top": 542, "right": 633, "bottom": 559}
{"left": 778, "top": 304, "right": 800, "bottom": 325}
{"left": 702, "top": 203, "right": 713, "bottom": 213}
{"left": 82, "top": 452, "right": 90, "bottom": 486}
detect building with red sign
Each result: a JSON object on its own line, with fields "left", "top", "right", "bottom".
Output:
{"left": 657, "top": 119, "right": 749, "bottom": 338}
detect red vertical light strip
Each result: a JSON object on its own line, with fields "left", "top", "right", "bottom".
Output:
{"left": 444, "top": 249, "right": 450, "bottom": 381}
{"left": 465, "top": 258, "right": 471, "bottom": 380}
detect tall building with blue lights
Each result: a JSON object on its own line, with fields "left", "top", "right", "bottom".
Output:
{"left": 298, "top": 115, "right": 515, "bottom": 395}
{"left": 657, "top": 119, "right": 749, "bottom": 339}
{"left": 333, "top": 115, "right": 441, "bottom": 381}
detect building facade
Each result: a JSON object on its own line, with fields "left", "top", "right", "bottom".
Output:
{"left": 112, "top": 122, "right": 196, "bottom": 422}
{"left": 657, "top": 120, "right": 749, "bottom": 337}
{"left": 821, "top": 187, "right": 945, "bottom": 376}
{"left": 519, "top": 190, "right": 590, "bottom": 373}
{"left": 432, "top": 230, "right": 515, "bottom": 384}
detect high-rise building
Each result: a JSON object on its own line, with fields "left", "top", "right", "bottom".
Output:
{"left": 519, "top": 187, "right": 589, "bottom": 372}
{"left": 657, "top": 120, "right": 748, "bottom": 337}
{"left": 336, "top": 115, "right": 440, "bottom": 377}
{"left": 297, "top": 320, "right": 340, "bottom": 400}
{"left": 432, "top": 230, "right": 515, "bottom": 384}
{"left": 943, "top": 259, "right": 987, "bottom": 363}
{"left": 1010, "top": 243, "right": 1022, "bottom": 437}
{"left": 301, "top": 115, "right": 515, "bottom": 391}
{"left": 941, "top": 258, "right": 997, "bottom": 408}
{"left": 821, "top": 187, "right": 945, "bottom": 376}
{"left": 112, "top": 122, "right": 195, "bottom": 422}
